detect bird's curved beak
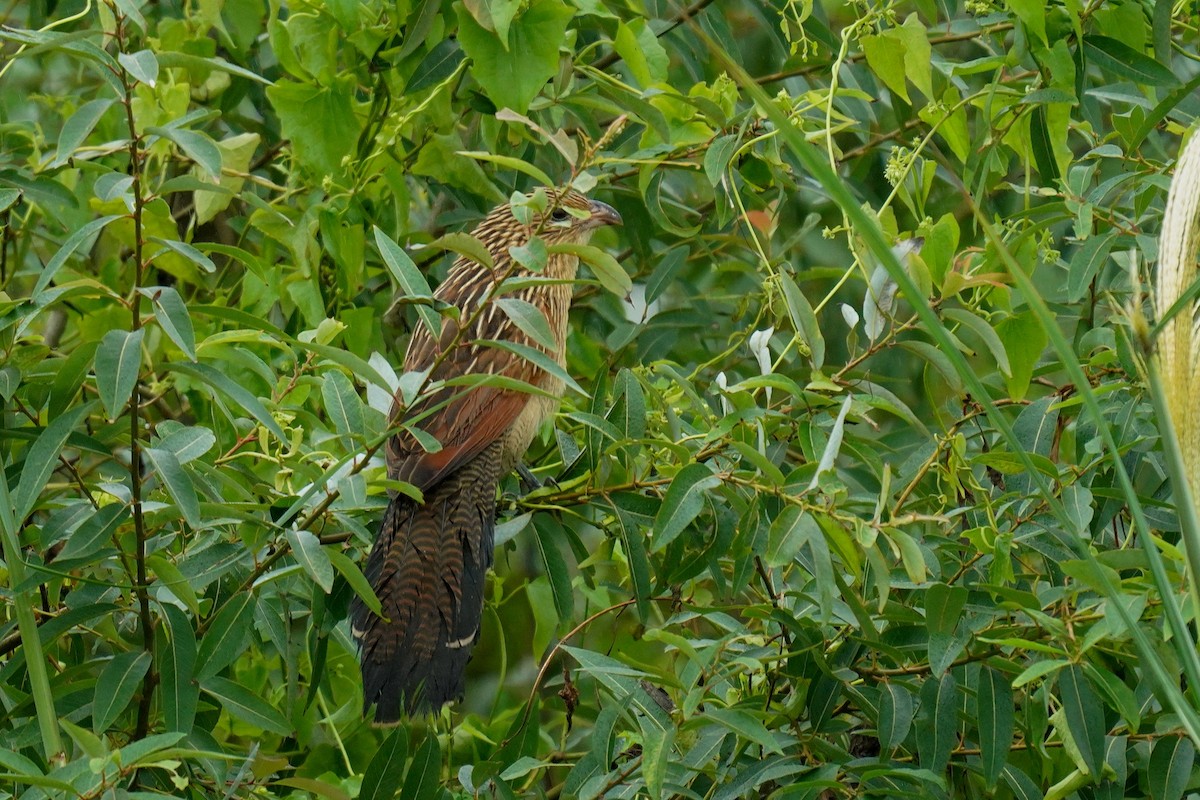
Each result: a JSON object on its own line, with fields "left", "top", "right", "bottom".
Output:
{"left": 587, "top": 199, "right": 622, "bottom": 228}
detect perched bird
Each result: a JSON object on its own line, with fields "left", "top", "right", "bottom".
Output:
{"left": 352, "top": 188, "right": 622, "bottom": 723}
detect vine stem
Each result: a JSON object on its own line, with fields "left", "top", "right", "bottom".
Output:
{"left": 110, "top": 6, "right": 155, "bottom": 741}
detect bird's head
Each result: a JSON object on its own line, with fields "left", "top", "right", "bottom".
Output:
{"left": 475, "top": 187, "right": 623, "bottom": 253}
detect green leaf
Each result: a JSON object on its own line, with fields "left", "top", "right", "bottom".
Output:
{"left": 641, "top": 724, "right": 674, "bottom": 800}
{"left": 148, "top": 238, "right": 217, "bottom": 274}
{"left": 0, "top": 188, "right": 19, "bottom": 212}
{"left": 780, "top": 272, "right": 824, "bottom": 370}
{"left": 925, "top": 582, "right": 967, "bottom": 676}
{"left": 1008, "top": 0, "right": 1048, "bottom": 45}
{"left": 1148, "top": 736, "right": 1193, "bottom": 800}
{"left": 495, "top": 297, "right": 557, "bottom": 351}
{"left": 168, "top": 361, "right": 287, "bottom": 442}
{"left": 51, "top": 98, "right": 114, "bottom": 168}
{"left": 877, "top": 682, "right": 914, "bottom": 751}
{"left": 456, "top": 0, "right": 575, "bottom": 113}
{"left": 916, "top": 671, "right": 956, "bottom": 774}
{"left": 286, "top": 528, "right": 335, "bottom": 593}
{"left": 321, "top": 370, "right": 365, "bottom": 443}
{"left": 143, "top": 447, "right": 201, "bottom": 529}
{"left": 265, "top": 76, "right": 361, "bottom": 175}
{"left": 652, "top": 462, "right": 721, "bottom": 552}
{"left": 978, "top": 667, "right": 1014, "bottom": 790}
{"left": 59, "top": 503, "right": 127, "bottom": 561}
{"left": 860, "top": 31, "right": 909, "bottom": 103}
{"left": 34, "top": 215, "right": 122, "bottom": 296}
{"left": 1084, "top": 35, "right": 1180, "bottom": 86}
{"left": 373, "top": 226, "right": 440, "bottom": 338}
{"left": 195, "top": 592, "right": 254, "bottom": 681}
{"left": 95, "top": 328, "right": 144, "bottom": 420}
{"left": 328, "top": 548, "right": 382, "bottom": 615}
{"left": 157, "top": 602, "right": 197, "bottom": 733}
{"left": 532, "top": 516, "right": 574, "bottom": 624}
{"left": 201, "top": 676, "right": 291, "bottom": 735}
{"left": 1030, "top": 105, "right": 1060, "bottom": 184}
{"left": 1066, "top": 230, "right": 1117, "bottom": 302}
{"left": 430, "top": 230, "right": 496, "bottom": 270}
{"left": 457, "top": 151, "right": 554, "bottom": 188}
{"left": 942, "top": 307, "right": 1011, "bottom": 377}
{"left": 147, "top": 126, "right": 222, "bottom": 179}
{"left": 607, "top": 497, "right": 652, "bottom": 621}
{"left": 117, "top": 49, "right": 159, "bottom": 86}
{"left": 359, "top": 727, "right": 408, "bottom": 800}
{"left": 155, "top": 425, "right": 215, "bottom": 464}
{"left": 14, "top": 402, "right": 93, "bottom": 522}
{"left": 408, "top": 39, "right": 465, "bottom": 93}
{"left": 476, "top": 339, "right": 585, "bottom": 396}
{"left": 1059, "top": 664, "right": 1105, "bottom": 777}
{"left": 997, "top": 312, "right": 1047, "bottom": 401}
{"left": 765, "top": 506, "right": 818, "bottom": 568}
{"left": 706, "top": 708, "right": 782, "bottom": 754}
{"left": 92, "top": 651, "right": 151, "bottom": 733}
{"left": 400, "top": 733, "right": 442, "bottom": 800}
{"left": 139, "top": 286, "right": 198, "bottom": 359}
{"left": 549, "top": 242, "right": 632, "bottom": 297}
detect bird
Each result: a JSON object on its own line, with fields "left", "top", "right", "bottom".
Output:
{"left": 351, "top": 187, "right": 622, "bottom": 723}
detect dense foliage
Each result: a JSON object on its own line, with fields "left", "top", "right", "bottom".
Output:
{"left": 2, "top": 0, "right": 1200, "bottom": 797}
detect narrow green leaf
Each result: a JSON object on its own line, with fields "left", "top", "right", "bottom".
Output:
{"left": 706, "top": 708, "right": 781, "bottom": 754}
{"left": 549, "top": 242, "right": 632, "bottom": 297}
{"left": 978, "top": 667, "right": 1014, "bottom": 789}
{"left": 143, "top": 447, "right": 201, "bottom": 529}
{"left": 359, "top": 727, "right": 408, "bottom": 800}
{"left": 457, "top": 151, "right": 553, "bottom": 187}
{"left": 33, "top": 215, "right": 121, "bottom": 296}
{"left": 140, "top": 286, "right": 197, "bottom": 358}
{"left": 652, "top": 463, "right": 721, "bottom": 552}
{"left": 321, "top": 370, "right": 365, "bottom": 442}
{"left": 148, "top": 238, "right": 217, "bottom": 274}
{"left": 1059, "top": 664, "right": 1105, "bottom": 777}
{"left": 916, "top": 671, "right": 956, "bottom": 774}
{"left": 1066, "top": 230, "right": 1117, "bottom": 302}
{"left": 93, "top": 651, "right": 151, "bottom": 733}
{"left": 1084, "top": 35, "right": 1180, "bottom": 86}
{"left": 148, "top": 126, "right": 222, "bottom": 178}
{"left": 495, "top": 297, "right": 557, "bottom": 351}
{"left": 0, "top": 188, "right": 19, "bottom": 212}
{"left": 201, "top": 676, "right": 291, "bottom": 735}
{"left": 195, "top": 592, "right": 254, "bottom": 681}
{"left": 607, "top": 498, "right": 652, "bottom": 621}
{"left": 476, "top": 339, "right": 586, "bottom": 396}
{"left": 430, "top": 230, "right": 496, "bottom": 270}
{"left": 117, "top": 49, "right": 159, "bottom": 86}
{"left": 157, "top": 602, "right": 197, "bottom": 733}
{"left": 408, "top": 39, "right": 464, "bottom": 93}
{"left": 59, "top": 503, "right": 126, "bottom": 562}
{"left": 641, "top": 724, "right": 674, "bottom": 800}
{"left": 155, "top": 425, "right": 215, "bottom": 464}
{"left": 942, "top": 307, "right": 1011, "bottom": 377}
{"left": 877, "top": 682, "right": 914, "bottom": 751}
{"left": 168, "top": 361, "right": 286, "bottom": 442}
{"left": 146, "top": 551, "right": 199, "bottom": 614}
{"left": 1030, "top": 105, "right": 1059, "bottom": 184}
{"left": 13, "top": 402, "right": 93, "bottom": 522}
{"left": 780, "top": 272, "right": 824, "bottom": 370}
{"left": 286, "top": 528, "right": 335, "bottom": 593}
{"left": 400, "top": 733, "right": 442, "bottom": 800}
{"left": 1149, "top": 736, "right": 1193, "bottom": 800}
{"left": 925, "top": 582, "right": 967, "bottom": 676}
{"left": 328, "top": 548, "right": 382, "bottom": 616}
{"left": 51, "top": 98, "right": 114, "bottom": 167}
{"left": 95, "top": 328, "right": 144, "bottom": 420}
{"left": 373, "top": 226, "right": 439, "bottom": 338}
{"left": 532, "top": 516, "right": 574, "bottom": 623}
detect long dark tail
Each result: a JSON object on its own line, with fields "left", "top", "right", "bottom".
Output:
{"left": 351, "top": 442, "right": 502, "bottom": 724}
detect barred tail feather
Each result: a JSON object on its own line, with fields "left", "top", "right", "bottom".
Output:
{"left": 351, "top": 442, "right": 502, "bottom": 724}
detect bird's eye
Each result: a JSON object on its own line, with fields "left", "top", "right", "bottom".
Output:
{"left": 550, "top": 207, "right": 570, "bottom": 222}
